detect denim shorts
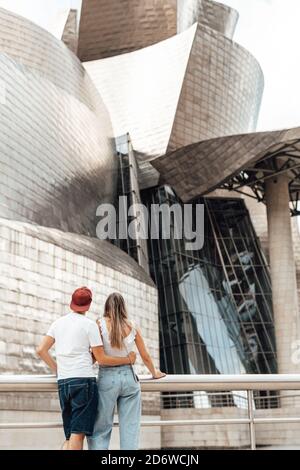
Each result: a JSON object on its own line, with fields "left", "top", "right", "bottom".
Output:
{"left": 58, "top": 377, "right": 98, "bottom": 439}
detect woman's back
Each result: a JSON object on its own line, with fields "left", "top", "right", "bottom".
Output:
{"left": 99, "top": 318, "right": 136, "bottom": 357}
{"left": 89, "top": 292, "right": 164, "bottom": 451}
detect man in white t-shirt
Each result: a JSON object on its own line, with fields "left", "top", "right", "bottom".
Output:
{"left": 37, "top": 286, "right": 136, "bottom": 451}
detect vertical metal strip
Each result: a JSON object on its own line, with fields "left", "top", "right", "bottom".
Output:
{"left": 247, "top": 390, "right": 256, "bottom": 450}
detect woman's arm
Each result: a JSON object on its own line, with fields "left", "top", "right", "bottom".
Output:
{"left": 36, "top": 336, "right": 57, "bottom": 374}
{"left": 135, "top": 328, "right": 166, "bottom": 379}
{"left": 92, "top": 346, "right": 136, "bottom": 366}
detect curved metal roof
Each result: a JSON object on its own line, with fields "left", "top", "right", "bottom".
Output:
{"left": 152, "top": 127, "right": 300, "bottom": 214}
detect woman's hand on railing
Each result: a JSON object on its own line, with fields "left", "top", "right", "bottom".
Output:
{"left": 152, "top": 369, "right": 166, "bottom": 379}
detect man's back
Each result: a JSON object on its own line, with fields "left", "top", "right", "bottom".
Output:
{"left": 47, "top": 312, "right": 101, "bottom": 380}
{"left": 37, "top": 287, "right": 102, "bottom": 449}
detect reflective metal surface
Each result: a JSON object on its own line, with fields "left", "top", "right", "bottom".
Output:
{"left": 61, "top": 9, "right": 78, "bottom": 55}
{"left": 177, "top": 0, "right": 239, "bottom": 38}
{"left": 85, "top": 21, "right": 263, "bottom": 188}
{"left": 0, "top": 7, "right": 117, "bottom": 235}
{"left": 167, "top": 23, "right": 264, "bottom": 152}
{"left": 84, "top": 25, "right": 196, "bottom": 188}
{"left": 152, "top": 127, "right": 300, "bottom": 204}
{"left": 78, "top": 0, "right": 177, "bottom": 61}
{"left": 0, "top": 8, "right": 90, "bottom": 107}
{"left": 78, "top": 0, "right": 239, "bottom": 62}
{"left": 0, "top": 6, "right": 158, "bottom": 394}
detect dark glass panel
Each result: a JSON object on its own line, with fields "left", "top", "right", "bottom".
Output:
{"left": 142, "top": 187, "right": 277, "bottom": 380}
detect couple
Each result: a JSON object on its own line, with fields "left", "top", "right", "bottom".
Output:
{"left": 37, "top": 287, "right": 165, "bottom": 450}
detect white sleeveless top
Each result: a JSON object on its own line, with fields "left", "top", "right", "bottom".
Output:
{"left": 99, "top": 318, "right": 136, "bottom": 357}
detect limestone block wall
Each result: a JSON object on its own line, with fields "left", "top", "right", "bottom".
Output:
{"left": 0, "top": 409, "right": 161, "bottom": 450}
{"left": 161, "top": 408, "right": 250, "bottom": 449}
{"left": 161, "top": 406, "right": 300, "bottom": 449}
{"left": 255, "top": 408, "right": 300, "bottom": 448}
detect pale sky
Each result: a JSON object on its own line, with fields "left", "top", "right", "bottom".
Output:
{"left": 0, "top": 0, "right": 299, "bottom": 132}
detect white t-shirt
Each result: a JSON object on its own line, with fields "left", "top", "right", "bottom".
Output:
{"left": 47, "top": 312, "right": 102, "bottom": 380}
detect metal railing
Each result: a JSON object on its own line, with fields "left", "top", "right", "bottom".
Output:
{"left": 1, "top": 373, "right": 300, "bottom": 450}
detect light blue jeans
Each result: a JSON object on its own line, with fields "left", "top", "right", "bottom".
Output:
{"left": 87, "top": 365, "right": 141, "bottom": 450}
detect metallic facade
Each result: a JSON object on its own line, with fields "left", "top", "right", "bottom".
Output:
{"left": 1, "top": 0, "right": 294, "bottom": 449}
{"left": 167, "top": 23, "right": 264, "bottom": 152}
{"left": 78, "top": 0, "right": 177, "bottom": 61}
{"left": 84, "top": 25, "right": 196, "bottom": 188}
{"left": 177, "top": 0, "right": 239, "bottom": 38}
{"left": 153, "top": 127, "right": 300, "bottom": 204}
{"left": 84, "top": 21, "right": 263, "bottom": 188}
{"left": 0, "top": 7, "right": 117, "bottom": 236}
{"left": 0, "top": 1, "right": 271, "bottom": 378}
{"left": 61, "top": 9, "right": 78, "bottom": 55}
{"left": 78, "top": 0, "right": 239, "bottom": 62}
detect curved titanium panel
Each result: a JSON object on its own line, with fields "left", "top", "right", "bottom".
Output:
{"left": 168, "top": 23, "right": 264, "bottom": 152}
{"left": 0, "top": 8, "right": 117, "bottom": 236}
{"left": 0, "top": 8, "right": 91, "bottom": 108}
{"left": 84, "top": 25, "right": 197, "bottom": 188}
{"left": 177, "top": 0, "right": 239, "bottom": 38}
{"left": 153, "top": 127, "right": 300, "bottom": 202}
{"left": 78, "top": 0, "right": 177, "bottom": 61}
{"left": 78, "top": 0, "right": 238, "bottom": 62}
{"left": 84, "top": 21, "right": 263, "bottom": 188}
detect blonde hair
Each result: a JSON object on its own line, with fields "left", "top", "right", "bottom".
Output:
{"left": 104, "top": 292, "right": 130, "bottom": 349}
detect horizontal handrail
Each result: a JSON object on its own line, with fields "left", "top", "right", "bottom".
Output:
{"left": 1, "top": 375, "right": 300, "bottom": 449}
{"left": 0, "top": 374, "right": 300, "bottom": 392}
{"left": 3, "top": 416, "right": 300, "bottom": 431}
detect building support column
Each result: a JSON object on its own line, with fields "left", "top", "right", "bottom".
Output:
{"left": 265, "top": 174, "right": 300, "bottom": 374}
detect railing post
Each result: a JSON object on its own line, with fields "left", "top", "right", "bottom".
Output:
{"left": 247, "top": 390, "right": 256, "bottom": 450}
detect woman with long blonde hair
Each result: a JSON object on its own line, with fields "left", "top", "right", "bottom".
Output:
{"left": 88, "top": 292, "right": 165, "bottom": 450}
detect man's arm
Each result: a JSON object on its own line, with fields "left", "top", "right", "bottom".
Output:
{"left": 36, "top": 336, "right": 57, "bottom": 374}
{"left": 91, "top": 346, "right": 136, "bottom": 366}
